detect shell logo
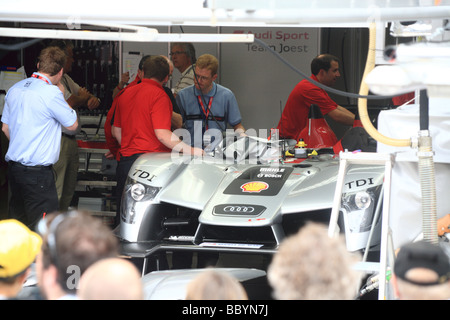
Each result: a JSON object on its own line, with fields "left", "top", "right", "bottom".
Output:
{"left": 240, "top": 181, "right": 269, "bottom": 193}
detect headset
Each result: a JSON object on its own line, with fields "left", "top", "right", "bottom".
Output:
{"left": 37, "top": 211, "right": 78, "bottom": 269}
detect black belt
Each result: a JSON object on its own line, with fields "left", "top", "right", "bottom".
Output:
{"left": 9, "top": 161, "right": 52, "bottom": 170}
{"left": 62, "top": 132, "right": 76, "bottom": 139}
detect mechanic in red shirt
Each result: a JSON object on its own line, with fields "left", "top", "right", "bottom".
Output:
{"left": 276, "top": 54, "right": 354, "bottom": 140}
{"left": 104, "top": 82, "right": 136, "bottom": 161}
{"left": 105, "top": 56, "right": 147, "bottom": 161}
{"left": 105, "top": 55, "right": 181, "bottom": 161}
{"left": 111, "top": 56, "right": 203, "bottom": 227}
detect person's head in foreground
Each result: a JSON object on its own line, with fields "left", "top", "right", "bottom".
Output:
{"left": 78, "top": 257, "right": 143, "bottom": 300}
{"left": 267, "top": 222, "right": 362, "bottom": 300}
{"left": 185, "top": 269, "right": 248, "bottom": 300}
{"left": 0, "top": 219, "right": 42, "bottom": 299}
{"left": 392, "top": 240, "right": 450, "bottom": 300}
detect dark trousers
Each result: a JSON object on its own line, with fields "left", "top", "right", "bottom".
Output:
{"left": 7, "top": 161, "right": 58, "bottom": 231}
{"left": 115, "top": 153, "right": 143, "bottom": 227}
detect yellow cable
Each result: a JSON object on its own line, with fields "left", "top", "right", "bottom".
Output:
{"left": 358, "top": 23, "right": 411, "bottom": 148}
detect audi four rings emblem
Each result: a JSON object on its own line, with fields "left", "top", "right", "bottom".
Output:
{"left": 213, "top": 204, "right": 266, "bottom": 216}
{"left": 223, "top": 205, "right": 255, "bottom": 213}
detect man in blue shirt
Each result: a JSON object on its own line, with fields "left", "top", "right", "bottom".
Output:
{"left": 176, "top": 54, "right": 245, "bottom": 150}
{"left": 174, "top": 54, "right": 245, "bottom": 269}
{"left": 1, "top": 46, "right": 78, "bottom": 229}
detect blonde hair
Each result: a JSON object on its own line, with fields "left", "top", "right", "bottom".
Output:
{"left": 268, "top": 222, "right": 362, "bottom": 300}
{"left": 185, "top": 269, "right": 248, "bottom": 300}
{"left": 195, "top": 54, "right": 218, "bottom": 76}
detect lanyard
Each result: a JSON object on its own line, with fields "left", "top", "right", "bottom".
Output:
{"left": 31, "top": 73, "right": 50, "bottom": 85}
{"left": 197, "top": 95, "right": 213, "bottom": 130}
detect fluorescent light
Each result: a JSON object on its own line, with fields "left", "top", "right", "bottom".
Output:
{"left": 0, "top": 27, "right": 158, "bottom": 42}
{"left": 0, "top": 27, "right": 254, "bottom": 43}
{"left": 2, "top": 1, "right": 450, "bottom": 27}
{"left": 154, "top": 33, "right": 254, "bottom": 43}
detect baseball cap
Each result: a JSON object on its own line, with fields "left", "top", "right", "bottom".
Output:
{"left": 394, "top": 241, "right": 450, "bottom": 286}
{"left": 0, "top": 219, "right": 42, "bottom": 278}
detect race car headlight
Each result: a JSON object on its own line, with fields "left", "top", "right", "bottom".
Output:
{"left": 129, "top": 183, "right": 161, "bottom": 202}
{"left": 341, "top": 186, "right": 381, "bottom": 233}
{"left": 121, "top": 181, "right": 161, "bottom": 224}
{"left": 354, "top": 191, "right": 372, "bottom": 210}
{"left": 131, "top": 183, "right": 146, "bottom": 201}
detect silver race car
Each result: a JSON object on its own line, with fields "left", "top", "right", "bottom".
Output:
{"left": 117, "top": 133, "right": 385, "bottom": 277}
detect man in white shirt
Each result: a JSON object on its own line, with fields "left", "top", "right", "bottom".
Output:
{"left": 170, "top": 42, "right": 196, "bottom": 96}
{"left": 1, "top": 46, "right": 78, "bottom": 229}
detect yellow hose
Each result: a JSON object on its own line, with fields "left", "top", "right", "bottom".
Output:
{"left": 358, "top": 23, "right": 411, "bottom": 147}
{"left": 359, "top": 24, "right": 438, "bottom": 243}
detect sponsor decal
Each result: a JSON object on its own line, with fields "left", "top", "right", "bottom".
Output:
{"left": 240, "top": 181, "right": 269, "bottom": 193}
{"left": 132, "top": 168, "right": 156, "bottom": 182}
{"left": 345, "top": 178, "right": 375, "bottom": 190}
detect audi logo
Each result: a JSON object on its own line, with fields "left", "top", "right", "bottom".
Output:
{"left": 213, "top": 204, "right": 265, "bottom": 216}
{"left": 223, "top": 205, "right": 255, "bottom": 213}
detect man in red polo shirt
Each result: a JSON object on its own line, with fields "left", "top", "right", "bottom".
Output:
{"left": 112, "top": 56, "right": 203, "bottom": 226}
{"left": 105, "top": 56, "right": 148, "bottom": 161}
{"left": 105, "top": 55, "right": 181, "bottom": 161}
{"left": 277, "top": 54, "right": 354, "bottom": 140}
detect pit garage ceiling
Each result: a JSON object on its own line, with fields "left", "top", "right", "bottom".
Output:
{"left": 0, "top": 0, "right": 449, "bottom": 28}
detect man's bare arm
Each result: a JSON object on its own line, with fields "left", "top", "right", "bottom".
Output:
{"left": 64, "top": 119, "right": 79, "bottom": 132}
{"left": 327, "top": 105, "right": 355, "bottom": 126}
{"left": 112, "top": 126, "right": 122, "bottom": 145}
{"left": 155, "top": 128, "right": 204, "bottom": 156}
{"left": 2, "top": 123, "right": 9, "bottom": 140}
